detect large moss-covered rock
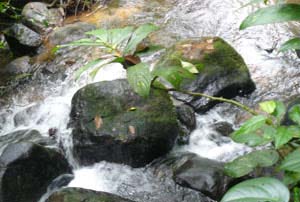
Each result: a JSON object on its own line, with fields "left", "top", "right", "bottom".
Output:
{"left": 156, "top": 37, "right": 255, "bottom": 112}
{"left": 69, "top": 79, "right": 179, "bottom": 168}
{"left": 0, "top": 142, "right": 71, "bottom": 202}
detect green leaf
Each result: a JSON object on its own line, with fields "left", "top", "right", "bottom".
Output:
{"left": 259, "top": 100, "right": 276, "bottom": 114}
{"left": 275, "top": 126, "right": 296, "bottom": 149}
{"left": 180, "top": 60, "right": 199, "bottom": 74}
{"left": 280, "top": 149, "right": 300, "bottom": 172}
{"left": 293, "top": 187, "right": 300, "bottom": 202}
{"left": 221, "top": 177, "right": 290, "bottom": 202}
{"left": 86, "top": 27, "right": 134, "bottom": 50}
{"left": 58, "top": 38, "right": 103, "bottom": 47}
{"left": 127, "top": 63, "right": 153, "bottom": 97}
{"left": 280, "top": 38, "right": 300, "bottom": 52}
{"left": 231, "top": 115, "right": 274, "bottom": 146}
{"left": 289, "top": 104, "right": 300, "bottom": 125}
{"left": 240, "top": 4, "right": 300, "bottom": 30}
{"left": 74, "top": 59, "right": 105, "bottom": 80}
{"left": 152, "top": 65, "right": 195, "bottom": 89}
{"left": 283, "top": 172, "right": 300, "bottom": 186}
{"left": 124, "top": 24, "right": 159, "bottom": 55}
{"left": 272, "top": 101, "right": 286, "bottom": 122}
{"left": 225, "top": 149, "right": 279, "bottom": 178}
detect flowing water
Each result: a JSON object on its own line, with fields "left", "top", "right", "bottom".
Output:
{"left": 1, "top": 0, "right": 300, "bottom": 201}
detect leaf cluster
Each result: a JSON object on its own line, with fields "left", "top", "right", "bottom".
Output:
{"left": 222, "top": 101, "right": 300, "bottom": 202}
{"left": 240, "top": 1, "right": 300, "bottom": 52}
{"left": 56, "top": 24, "right": 199, "bottom": 97}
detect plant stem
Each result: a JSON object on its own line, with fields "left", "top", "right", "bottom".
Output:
{"left": 152, "top": 83, "right": 257, "bottom": 115}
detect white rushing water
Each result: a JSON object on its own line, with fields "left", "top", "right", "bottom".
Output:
{"left": 1, "top": 0, "right": 300, "bottom": 201}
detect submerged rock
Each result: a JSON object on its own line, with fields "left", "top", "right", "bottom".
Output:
{"left": 46, "top": 187, "right": 135, "bottom": 202}
{"left": 48, "top": 22, "right": 96, "bottom": 45}
{"left": 211, "top": 121, "right": 234, "bottom": 137}
{"left": 0, "top": 142, "right": 71, "bottom": 202}
{"left": 22, "top": 2, "right": 63, "bottom": 34}
{"left": 173, "top": 153, "right": 232, "bottom": 201}
{"left": 156, "top": 37, "right": 255, "bottom": 112}
{"left": 4, "top": 24, "right": 42, "bottom": 56}
{"left": 69, "top": 79, "right": 179, "bottom": 168}
{"left": 0, "top": 129, "right": 56, "bottom": 154}
{"left": 176, "top": 104, "right": 196, "bottom": 144}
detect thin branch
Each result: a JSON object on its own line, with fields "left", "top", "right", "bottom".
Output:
{"left": 152, "top": 83, "right": 258, "bottom": 115}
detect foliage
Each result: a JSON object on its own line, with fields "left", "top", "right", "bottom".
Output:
{"left": 222, "top": 100, "right": 300, "bottom": 202}
{"left": 240, "top": 1, "right": 300, "bottom": 52}
{"left": 57, "top": 24, "right": 199, "bottom": 97}
{"left": 0, "top": 1, "right": 21, "bottom": 20}
{"left": 221, "top": 177, "right": 290, "bottom": 202}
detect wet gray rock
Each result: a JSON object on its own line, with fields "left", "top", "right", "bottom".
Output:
{"left": 48, "top": 22, "right": 96, "bottom": 45}
{"left": 212, "top": 121, "right": 234, "bottom": 137}
{"left": 46, "top": 187, "right": 135, "bottom": 202}
{"left": 0, "top": 142, "right": 71, "bottom": 202}
{"left": 4, "top": 23, "right": 42, "bottom": 56}
{"left": 0, "top": 129, "right": 56, "bottom": 154}
{"left": 22, "top": 2, "right": 63, "bottom": 34}
{"left": 176, "top": 104, "right": 196, "bottom": 144}
{"left": 2, "top": 56, "right": 32, "bottom": 75}
{"left": 156, "top": 37, "right": 255, "bottom": 112}
{"left": 173, "top": 153, "right": 232, "bottom": 201}
{"left": 47, "top": 174, "right": 75, "bottom": 192}
{"left": 69, "top": 79, "right": 179, "bottom": 168}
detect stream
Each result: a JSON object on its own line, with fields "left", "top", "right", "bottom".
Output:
{"left": 1, "top": 0, "right": 300, "bottom": 201}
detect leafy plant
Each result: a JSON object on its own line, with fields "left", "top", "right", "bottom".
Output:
{"left": 221, "top": 100, "right": 300, "bottom": 202}
{"left": 0, "top": 1, "right": 21, "bottom": 20}
{"left": 240, "top": 1, "right": 300, "bottom": 52}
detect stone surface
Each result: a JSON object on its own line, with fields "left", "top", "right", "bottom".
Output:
{"left": 48, "top": 22, "right": 96, "bottom": 45}
{"left": 69, "top": 79, "right": 179, "bottom": 168}
{"left": 0, "top": 129, "right": 56, "bottom": 154}
{"left": 0, "top": 142, "right": 71, "bottom": 202}
{"left": 4, "top": 23, "right": 42, "bottom": 56}
{"left": 155, "top": 37, "right": 255, "bottom": 112}
{"left": 22, "top": 2, "right": 63, "bottom": 34}
{"left": 46, "top": 187, "right": 135, "bottom": 202}
{"left": 173, "top": 153, "right": 232, "bottom": 201}
{"left": 212, "top": 121, "right": 234, "bottom": 137}
{"left": 176, "top": 104, "right": 196, "bottom": 144}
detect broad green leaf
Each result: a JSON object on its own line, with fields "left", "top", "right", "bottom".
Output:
{"left": 240, "top": 4, "right": 300, "bottom": 30}
{"left": 294, "top": 187, "right": 300, "bottom": 202}
{"left": 289, "top": 104, "right": 300, "bottom": 125}
{"left": 221, "top": 177, "right": 290, "bottom": 202}
{"left": 280, "top": 149, "right": 300, "bottom": 172}
{"left": 280, "top": 38, "right": 300, "bottom": 52}
{"left": 275, "top": 126, "right": 296, "bottom": 149}
{"left": 259, "top": 100, "right": 276, "bottom": 114}
{"left": 58, "top": 38, "right": 103, "bottom": 47}
{"left": 231, "top": 115, "right": 274, "bottom": 146}
{"left": 272, "top": 101, "right": 286, "bottom": 122}
{"left": 152, "top": 65, "right": 195, "bottom": 89}
{"left": 283, "top": 172, "right": 300, "bottom": 185}
{"left": 75, "top": 59, "right": 107, "bottom": 80}
{"left": 124, "top": 24, "right": 159, "bottom": 55}
{"left": 127, "top": 63, "right": 153, "bottom": 97}
{"left": 180, "top": 60, "right": 199, "bottom": 74}
{"left": 225, "top": 150, "right": 279, "bottom": 178}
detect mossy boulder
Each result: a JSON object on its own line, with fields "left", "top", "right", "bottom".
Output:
{"left": 69, "top": 79, "right": 179, "bottom": 168}
{"left": 46, "top": 188, "right": 135, "bottom": 202}
{"left": 0, "top": 142, "right": 71, "bottom": 202}
{"left": 156, "top": 37, "right": 255, "bottom": 112}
